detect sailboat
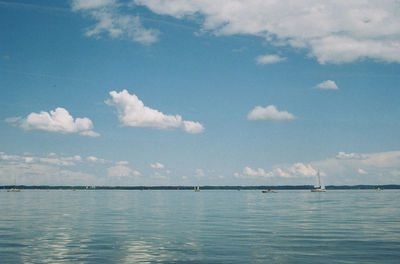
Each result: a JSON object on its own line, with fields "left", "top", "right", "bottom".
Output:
{"left": 311, "top": 170, "right": 325, "bottom": 192}
{"left": 194, "top": 186, "right": 200, "bottom": 192}
{"left": 7, "top": 174, "right": 20, "bottom": 192}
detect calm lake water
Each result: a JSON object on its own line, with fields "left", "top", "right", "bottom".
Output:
{"left": 1, "top": 190, "right": 400, "bottom": 263}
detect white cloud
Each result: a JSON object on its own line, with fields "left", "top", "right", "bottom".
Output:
{"left": 24, "top": 157, "right": 34, "bottom": 163}
{"left": 79, "top": 130, "right": 100, "bottom": 137}
{"left": 309, "top": 151, "right": 400, "bottom": 184}
{"left": 247, "top": 105, "right": 295, "bottom": 121}
{"left": 132, "top": 170, "right": 141, "bottom": 176}
{"left": 360, "top": 151, "right": 400, "bottom": 168}
{"left": 71, "top": 0, "right": 114, "bottom": 10}
{"left": 358, "top": 168, "right": 367, "bottom": 174}
{"left": 336, "top": 152, "right": 365, "bottom": 160}
{"left": 236, "top": 166, "right": 273, "bottom": 178}
{"left": 183, "top": 121, "right": 204, "bottom": 134}
{"left": 87, "top": 156, "right": 98, "bottom": 162}
{"left": 107, "top": 165, "right": 140, "bottom": 178}
{"left": 0, "top": 153, "right": 20, "bottom": 161}
{"left": 39, "top": 156, "right": 79, "bottom": 166}
{"left": 7, "top": 107, "right": 99, "bottom": 137}
{"left": 0, "top": 152, "right": 100, "bottom": 185}
{"left": 0, "top": 151, "right": 139, "bottom": 185}
{"left": 256, "top": 54, "right": 286, "bottom": 65}
{"left": 150, "top": 162, "right": 164, "bottom": 169}
{"left": 286, "top": 163, "right": 317, "bottom": 177}
{"left": 315, "top": 80, "right": 339, "bottom": 90}
{"left": 237, "top": 163, "right": 317, "bottom": 179}
{"left": 72, "top": 0, "right": 159, "bottom": 45}
{"left": 106, "top": 90, "right": 204, "bottom": 133}
{"left": 134, "top": 0, "right": 400, "bottom": 64}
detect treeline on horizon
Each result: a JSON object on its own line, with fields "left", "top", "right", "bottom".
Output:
{"left": 1, "top": 185, "right": 400, "bottom": 190}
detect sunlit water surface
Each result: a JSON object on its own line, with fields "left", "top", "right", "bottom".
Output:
{"left": 1, "top": 190, "right": 399, "bottom": 263}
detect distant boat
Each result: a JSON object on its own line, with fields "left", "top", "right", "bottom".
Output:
{"left": 7, "top": 175, "right": 20, "bottom": 192}
{"left": 311, "top": 170, "right": 326, "bottom": 192}
{"left": 194, "top": 186, "right": 200, "bottom": 192}
{"left": 7, "top": 188, "right": 20, "bottom": 192}
{"left": 376, "top": 187, "right": 383, "bottom": 191}
{"left": 262, "top": 189, "right": 276, "bottom": 193}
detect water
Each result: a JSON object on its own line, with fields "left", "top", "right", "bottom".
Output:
{"left": 1, "top": 190, "right": 399, "bottom": 263}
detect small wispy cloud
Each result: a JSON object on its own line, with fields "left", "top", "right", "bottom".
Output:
{"left": 71, "top": 0, "right": 159, "bottom": 45}
{"left": 358, "top": 168, "right": 367, "bottom": 174}
{"left": 255, "top": 54, "right": 286, "bottom": 65}
{"left": 315, "top": 80, "right": 339, "bottom": 90}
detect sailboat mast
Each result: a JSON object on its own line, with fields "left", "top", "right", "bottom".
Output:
{"left": 317, "top": 170, "right": 321, "bottom": 187}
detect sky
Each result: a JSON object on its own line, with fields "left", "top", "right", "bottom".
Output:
{"left": 1, "top": 0, "right": 400, "bottom": 186}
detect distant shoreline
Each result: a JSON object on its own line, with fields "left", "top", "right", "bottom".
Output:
{"left": 1, "top": 185, "right": 399, "bottom": 190}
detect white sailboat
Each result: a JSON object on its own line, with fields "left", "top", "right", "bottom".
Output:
{"left": 194, "top": 186, "right": 200, "bottom": 192}
{"left": 7, "top": 174, "right": 20, "bottom": 192}
{"left": 311, "top": 170, "right": 325, "bottom": 192}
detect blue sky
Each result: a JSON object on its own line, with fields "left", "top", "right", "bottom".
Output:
{"left": 1, "top": 0, "right": 400, "bottom": 186}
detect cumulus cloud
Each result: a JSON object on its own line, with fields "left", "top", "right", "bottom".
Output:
{"left": 241, "top": 166, "right": 273, "bottom": 178}
{"left": 360, "top": 151, "right": 400, "bottom": 168}
{"left": 72, "top": 0, "right": 159, "bottom": 45}
{"left": 107, "top": 165, "right": 141, "bottom": 178}
{"left": 134, "top": 0, "right": 400, "bottom": 64}
{"left": 256, "top": 54, "right": 286, "bottom": 65}
{"left": 24, "top": 157, "right": 34, "bottom": 163}
{"left": 150, "top": 162, "right": 164, "bottom": 169}
{"left": 183, "top": 121, "right": 204, "bottom": 134}
{"left": 0, "top": 152, "right": 104, "bottom": 185}
{"left": 6, "top": 107, "right": 99, "bottom": 137}
{"left": 39, "top": 155, "right": 82, "bottom": 166}
{"left": 0, "top": 153, "right": 20, "bottom": 161}
{"left": 287, "top": 163, "right": 317, "bottom": 177}
{"left": 315, "top": 80, "right": 339, "bottom": 90}
{"left": 235, "top": 163, "right": 318, "bottom": 180}
{"left": 312, "top": 150, "right": 400, "bottom": 185}
{"left": 106, "top": 90, "right": 204, "bottom": 133}
{"left": 0, "top": 151, "right": 151, "bottom": 185}
{"left": 247, "top": 105, "right": 295, "bottom": 121}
